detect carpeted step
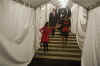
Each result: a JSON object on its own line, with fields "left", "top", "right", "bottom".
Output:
{"left": 49, "top": 38, "right": 76, "bottom": 41}
{"left": 48, "top": 41, "right": 77, "bottom": 44}
{"left": 55, "top": 32, "right": 75, "bottom": 35}
{"left": 36, "top": 51, "right": 81, "bottom": 58}
{"left": 35, "top": 55, "right": 81, "bottom": 61}
{"left": 50, "top": 32, "right": 75, "bottom": 34}
{"left": 38, "top": 47, "right": 81, "bottom": 53}
{"left": 48, "top": 44, "right": 80, "bottom": 48}
{"left": 49, "top": 35, "right": 76, "bottom": 38}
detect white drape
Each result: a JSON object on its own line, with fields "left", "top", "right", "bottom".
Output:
{"left": 35, "top": 7, "right": 41, "bottom": 49}
{"left": 71, "top": 4, "right": 79, "bottom": 33}
{"left": 0, "top": 0, "right": 35, "bottom": 66}
{"left": 71, "top": 4, "right": 87, "bottom": 49}
{"left": 82, "top": 6, "right": 100, "bottom": 66}
{"left": 77, "top": 6, "right": 87, "bottom": 49}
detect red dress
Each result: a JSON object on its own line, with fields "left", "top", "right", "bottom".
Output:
{"left": 62, "top": 21, "right": 69, "bottom": 32}
{"left": 40, "top": 26, "right": 51, "bottom": 43}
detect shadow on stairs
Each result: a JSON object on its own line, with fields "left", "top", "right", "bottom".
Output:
{"left": 28, "top": 58, "right": 81, "bottom": 66}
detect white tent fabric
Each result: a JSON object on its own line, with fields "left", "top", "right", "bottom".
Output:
{"left": 71, "top": 4, "right": 87, "bottom": 49}
{"left": 35, "top": 7, "right": 41, "bottom": 49}
{"left": 0, "top": 0, "right": 35, "bottom": 66}
{"left": 51, "top": 0, "right": 73, "bottom": 8}
{"left": 71, "top": 4, "right": 79, "bottom": 34}
{"left": 82, "top": 6, "right": 100, "bottom": 66}
{"left": 77, "top": 6, "right": 87, "bottom": 49}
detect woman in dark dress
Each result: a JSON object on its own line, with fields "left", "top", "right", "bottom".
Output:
{"left": 60, "top": 17, "right": 71, "bottom": 44}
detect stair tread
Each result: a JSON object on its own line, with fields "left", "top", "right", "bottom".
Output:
{"left": 49, "top": 36, "right": 76, "bottom": 38}
{"left": 48, "top": 44, "right": 79, "bottom": 48}
{"left": 35, "top": 55, "right": 81, "bottom": 61}
{"left": 39, "top": 48, "right": 81, "bottom": 53}
{"left": 49, "top": 34, "right": 76, "bottom": 36}
{"left": 48, "top": 43, "right": 78, "bottom": 45}
{"left": 49, "top": 38, "right": 76, "bottom": 41}
{"left": 49, "top": 37, "right": 76, "bottom": 40}
{"left": 49, "top": 37, "right": 76, "bottom": 39}
{"left": 48, "top": 41, "right": 77, "bottom": 44}
{"left": 52, "top": 31, "right": 75, "bottom": 35}
{"left": 40, "top": 47, "right": 80, "bottom": 50}
{"left": 49, "top": 40, "right": 76, "bottom": 42}
{"left": 36, "top": 51, "right": 81, "bottom": 56}
{"left": 48, "top": 44, "right": 78, "bottom": 46}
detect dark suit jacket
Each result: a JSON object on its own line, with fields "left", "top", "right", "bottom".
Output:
{"left": 49, "top": 12, "right": 57, "bottom": 26}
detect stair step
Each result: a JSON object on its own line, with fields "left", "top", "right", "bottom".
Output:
{"left": 39, "top": 47, "right": 81, "bottom": 52}
{"left": 55, "top": 31, "right": 76, "bottom": 35}
{"left": 35, "top": 55, "right": 81, "bottom": 61}
{"left": 49, "top": 37, "right": 76, "bottom": 39}
{"left": 36, "top": 51, "right": 81, "bottom": 58}
{"left": 49, "top": 34, "right": 76, "bottom": 36}
{"left": 48, "top": 44, "right": 79, "bottom": 48}
{"left": 55, "top": 32, "right": 75, "bottom": 35}
{"left": 49, "top": 38, "right": 76, "bottom": 41}
{"left": 48, "top": 43, "right": 78, "bottom": 45}
{"left": 49, "top": 35, "right": 76, "bottom": 38}
{"left": 48, "top": 41, "right": 77, "bottom": 44}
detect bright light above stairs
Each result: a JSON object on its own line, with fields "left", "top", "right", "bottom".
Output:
{"left": 51, "top": 0, "right": 73, "bottom": 8}
{"left": 58, "top": 0, "right": 69, "bottom": 8}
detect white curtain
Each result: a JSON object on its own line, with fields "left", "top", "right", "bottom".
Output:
{"left": 35, "top": 7, "right": 42, "bottom": 49}
{"left": 71, "top": 4, "right": 87, "bottom": 49}
{"left": 77, "top": 6, "right": 87, "bottom": 49}
{"left": 82, "top": 6, "right": 100, "bottom": 66}
{"left": 71, "top": 4, "right": 79, "bottom": 33}
{"left": 0, "top": 0, "right": 35, "bottom": 66}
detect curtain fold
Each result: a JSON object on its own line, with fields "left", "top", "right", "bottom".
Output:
{"left": 71, "top": 4, "right": 87, "bottom": 49}
{"left": 0, "top": 0, "right": 35, "bottom": 65}
{"left": 82, "top": 6, "right": 100, "bottom": 66}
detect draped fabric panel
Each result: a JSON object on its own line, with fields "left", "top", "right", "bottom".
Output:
{"left": 77, "top": 6, "right": 87, "bottom": 49}
{"left": 35, "top": 7, "right": 41, "bottom": 49}
{"left": 0, "top": 0, "right": 35, "bottom": 66}
{"left": 82, "top": 6, "right": 100, "bottom": 66}
{"left": 71, "top": 4, "right": 87, "bottom": 49}
{"left": 71, "top": 4, "right": 79, "bottom": 34}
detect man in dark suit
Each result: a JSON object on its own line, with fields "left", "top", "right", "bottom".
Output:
{"left": 49, "top": 8, "right": 57, "bottom": 35}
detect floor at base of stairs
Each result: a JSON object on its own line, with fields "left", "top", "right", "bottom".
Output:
{"left": 28, "top": 58, "right": 81, "bottom": 66}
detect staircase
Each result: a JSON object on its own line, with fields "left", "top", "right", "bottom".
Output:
{"left": 35, "top": 30, "right": 81, "bottom": 62}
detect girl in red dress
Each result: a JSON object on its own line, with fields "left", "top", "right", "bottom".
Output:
{"left": 60, "top": 17, "right": 71, "bottom": 45}
{"left": 40, "top": 22, "right": 51, "bottom": 53}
